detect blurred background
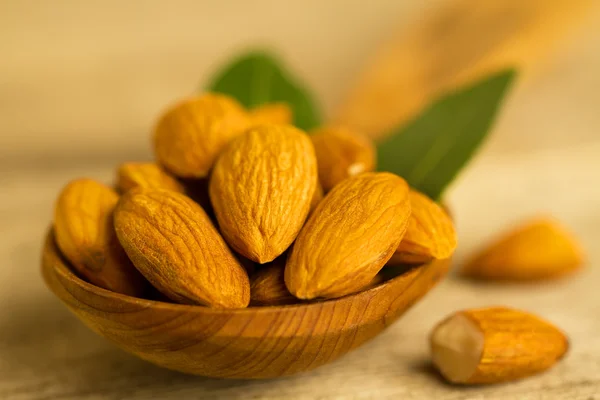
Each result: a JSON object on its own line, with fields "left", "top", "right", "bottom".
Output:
{"left": 1, "top": 1, "right": 600, "bottom": 398}
{"left": 2, "top": 0, "right": 600, "bottom": 162}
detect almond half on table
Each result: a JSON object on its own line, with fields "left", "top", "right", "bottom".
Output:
{"left": 430, "top": 307, "right": 569, "bottom": 385}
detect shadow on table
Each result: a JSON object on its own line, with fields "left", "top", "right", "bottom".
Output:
{"left": 0, "top": 293, "right": 267, "bottom": 398}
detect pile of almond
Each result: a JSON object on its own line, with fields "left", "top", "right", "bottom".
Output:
{"left": 52, "top": 92, "right": 457, "bottom": 309}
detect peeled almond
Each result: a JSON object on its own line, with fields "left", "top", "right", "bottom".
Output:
{"left": 462, "top": 218, "right": 585, "bottom": 281}
{"left": 430, "top": 307, "right": 569, "bottom": 384}
{"left": 388, "top": 190, "right": 457, "bottom": 265}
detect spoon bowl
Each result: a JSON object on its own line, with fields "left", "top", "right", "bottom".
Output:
{"left": 42, "top": 229, "right": 449, "bottom": 379}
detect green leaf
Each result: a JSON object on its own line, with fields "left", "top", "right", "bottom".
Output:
{"left": 377, "top": 69, "right": 516, "bottom": 200}
{"left": 207, "top": 50, "right": 322, "bottom": 131}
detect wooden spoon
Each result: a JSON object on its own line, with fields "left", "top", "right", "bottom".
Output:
{"left": 334, "top": 0, "right": 593, "bottom": 140}
{"left": 42, "top": 229, "right": 449, "bottom": 379}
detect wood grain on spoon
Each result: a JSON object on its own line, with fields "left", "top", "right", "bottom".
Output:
{"left": 42, "top": 229, "right": 450, "bottom": 378}
{"left": 334, "top": 0, "right": 593, "bottom": 140}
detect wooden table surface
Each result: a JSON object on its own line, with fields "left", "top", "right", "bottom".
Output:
{"left": 1, "top": 141, "right": 599, "bottom": 399}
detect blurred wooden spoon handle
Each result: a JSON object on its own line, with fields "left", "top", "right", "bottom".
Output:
{"left": 334, "top": 0, "right": 594, "bottom": 140}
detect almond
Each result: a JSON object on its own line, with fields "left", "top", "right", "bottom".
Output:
{"left": 116, "top": 162, "right": 184, "bottom": 193}
{"left": 461, "top": 217, "right": 585, "bottom": 281}
{"left": 388, "top": 190, "right": 457, "bottom": 265}
{"left": 310, "top": 125, "right": 376, "bottom": 191}
{"left": 310, "top": 181, "right": 324, "bottom": 212}
{"left": 249, "top": 103, "right": 293, "bottom": 125}
{"left": 53, "top": 178, "right": 148, "bottom": 296}
{"left": 250, "top": 258, "right": 297, "bottom": 306}
{"left": 209, "top": 124, "right": 318, "bottom": 263}
{"left": 251, "top": 258, "right": 384, "bottom": 306}
{"left": 114, "top": 188, "right": 250, "bottom": 308}
{"left": 178, "top": 178, "right": 214, "bottom": 217}
{"left": 430, "top": 307, "right": 569, "bottom": 384}
{"left": 285, "top": 172, "right": 411, "bottom": 299}
{"left": 366, "top": 273, "right": 385, "bottom": 289}
{"left": 154, "top": 93, "right": 251, "bottom": 178}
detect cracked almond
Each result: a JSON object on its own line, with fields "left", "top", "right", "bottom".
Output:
{"left": 431, "top": 307, "right": 569, "bottom": 384}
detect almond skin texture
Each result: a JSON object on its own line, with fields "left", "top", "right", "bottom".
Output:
{"left": 310, "top": 182, "right": 324, "bottom": 212}
{"left": 388, "top": 190, "right": 457, "bottom": 265}
{"left": 285, "top": 172, "right": 411, "bottom": 300}
{"left": 116, "top": 162, "right": 185, "bottom": 194}
{"left": 114, "top": 188, "right": 250, "bottom": 308}
{"left": 210, "top": 124, "right": 318, "bottom": 264}
{"left": 154, "top": 93, "right": 251, "bottom": 178}
{"left": 53, "top": 178, "right": 148, "bottom": 296}
{"left": 250, "top": 259, "right": 297, "bottom": 306}
{"left": 461, "top": 217, "right": 585, "bottom": 281}
{"left": 250, "top": 259, "right": 385, "bottom": 306}
{"left": 178, "top": 178, "right": 214, "bottom": 216}
{"left": 249, "top": 103, "right": 293, "bottom": 125}
{"left": 430, "top": 307, "right": 569, "bottom": 385}
{"left": 310, "top": 125, "right": 376, "bottom": 191}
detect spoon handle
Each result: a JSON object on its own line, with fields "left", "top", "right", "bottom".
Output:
{"left": 333, "top": 0, "right": 593, "bottom": 140}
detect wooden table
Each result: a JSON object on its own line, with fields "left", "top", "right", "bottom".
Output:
{"left": 1, "top": 140, "right": 599, "bottom": 399}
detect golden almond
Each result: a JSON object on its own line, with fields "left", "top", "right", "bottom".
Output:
{"left": 53, "top": 178, "right": 148, "bottom": 296}
{"left": 310, "top": 125, "right": 376, "bottom": 191}
{"left": 461, "top": 217, "right": 585, "bottom": 281}
{"left": 116, "top": 162, "right": 184, "bottom": 193}
{"left": 310, "top": 181, "right": 324, "bottom": 212}
{"left": 154, "top": 93, "right": 251, "bottom": 178}
{"left": 366, "top": 273, "right": 385, "bottom": 290}
{"left": 178, "top": 178, "right": 214, "bottom": 216}
{"left": 251, "top": 258, "right": 384, "bottom": 306}
{"left": 249, "top": 103, "right": 293, "bottom": 125}
{"left": 430, "top": 307, "right": 569, "bottom": 384}
{"left": 388, "top": 190, "right": 457, "bottom": 265}
{"left": 114, "top": 188, "right": 250, "bottom": 308}
{"left": 285, "top": 172, "right": 411, "bottom": 299}
{"left": 210, "top": 124, "right": 318, "bottom": 263}
{"left": 250, "top": 258, "right": 297, "bottom": 306}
